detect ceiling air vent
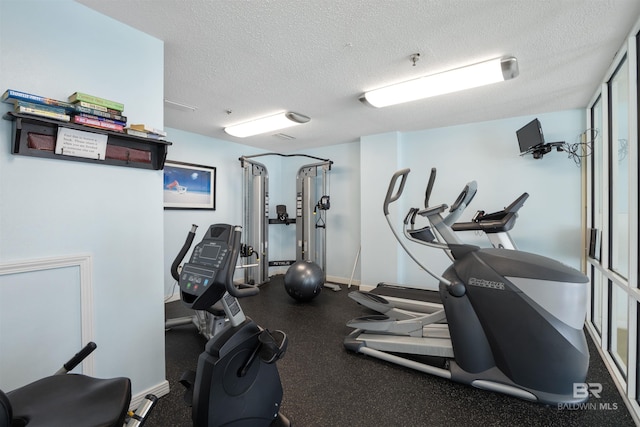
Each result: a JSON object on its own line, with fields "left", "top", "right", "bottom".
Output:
{"left": 164, "top": 99, "right": 197, "bottom": 112}
{"left": 273, "top": 133, "right": 296, "bottom": 140}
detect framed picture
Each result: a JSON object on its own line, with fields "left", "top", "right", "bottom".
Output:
{"left": 163, "top": 160, "right": 216, "bottom": 210}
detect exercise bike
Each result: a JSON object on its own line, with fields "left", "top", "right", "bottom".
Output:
{"left": 171, "top": 223, "right": 290, "bottom": 426}
{"left": 344, "top": 168, "right": 589, "bottom": 405}
{"left": 0, "top": 342, "right": 157, "bottom": 427}
{"left": 1, "top": 224, "right": 289, "bottom": 427}
{"left": 165, "top": 225, "right": 228, "bottom": 341}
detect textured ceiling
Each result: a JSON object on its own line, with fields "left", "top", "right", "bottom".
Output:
{"left": 77, "top": 0, "right": 640, "bottom": 152}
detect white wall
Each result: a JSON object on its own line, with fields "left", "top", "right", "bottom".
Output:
{"left": 0, "top": 0, "right": 589, "bottom": 404}
{"left": 360, "top": 132, "right": 402, "bottom": 288}
{"left": 162, "top": 135, "right": 362, "bottom": 295}
{"left": 360, "top": 110, "right": 585, "bottom": 290}
{"left": 0, "top": 0, "right": 166, "bottom": 399}
{"left": 295, "top": 142, "right": 362, "bottom": 283}
{"left": 162, "top": 128, "right": 268, "bottom": 297}
{"left": 166, "top": 108, "right": 584, "bottom": 296}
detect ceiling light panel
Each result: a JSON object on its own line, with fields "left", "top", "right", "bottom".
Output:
{"left": 364, "top": 56, "right": 519, "bottom": 108}
{"left": 224, "top": 112, "right": 310, "bottom": 138}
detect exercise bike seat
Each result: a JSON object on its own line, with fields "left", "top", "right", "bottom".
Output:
{"left": 1, "top": 374, "right": 131, "bottom": 427}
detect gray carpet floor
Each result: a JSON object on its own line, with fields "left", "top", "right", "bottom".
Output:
{"left": 149, "top": 276, "right": 635, "bottom": 427}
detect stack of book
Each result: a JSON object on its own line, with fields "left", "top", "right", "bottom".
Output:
{"left": 3, "top": 89, "right": 166, "bottom": 139}
{"left": 124, "top": 123, "right": 167, "bottom": 140}
{"left": 67, "top": 92, "right": 127, "bottom": 132}
{"left": 2, "top": 89, "right": 74, "bottom": 122}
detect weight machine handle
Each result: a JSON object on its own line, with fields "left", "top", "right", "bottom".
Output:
{"left": 384, "top": 168, "right": 410, "bottom": 215}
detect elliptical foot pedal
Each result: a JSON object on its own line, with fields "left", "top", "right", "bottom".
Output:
{"left": 408, "top": 226, "right": 435, "bottom": 243}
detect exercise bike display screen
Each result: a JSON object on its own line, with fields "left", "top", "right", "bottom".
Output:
{"left": 192, "top": 242, "right": 228, "bottom": 267}
{"left": 199, "top": 244, "right": 221, "bottom": 261}
{"left": 179, "top": 237, "right": 231, "bottom": 309}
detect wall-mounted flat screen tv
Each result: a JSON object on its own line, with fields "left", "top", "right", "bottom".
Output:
{"left": 516, "top": 119, "right": 545, "bottom": 153}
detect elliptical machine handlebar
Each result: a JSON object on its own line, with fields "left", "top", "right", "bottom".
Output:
{"left": 472, "top": 192, "right": 529, "bottom": 222}
{"left": 383, "top": 169, "right": 453, "bottom": 286}
{"left": 503, "top": 192, "right": 529, "bottom": 214}
{"left": 452, "top": 192, "right": 529, "bottom": 234}
{"left": 424, "top": 168, "right": 436, "bottom": 208}
{"left": 445, "top": 181, "right": 477, "bottom": 226}
{"left": 384, "top": 168, "right": 411, "bottom": 215}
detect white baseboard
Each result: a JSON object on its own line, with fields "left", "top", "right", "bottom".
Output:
{"left": 130, "top": 380, "right": 170, "bottom": 411}
{"left": 165, "top": 274, "right": 361, "bottom": 301}
{"left": 326, "top": 275, "right": 360, "bottom": 288}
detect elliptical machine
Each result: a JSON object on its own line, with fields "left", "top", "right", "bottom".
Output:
{"left": 353, "top": 167, "right": 529, "bottom": 315}
{"left": 345, "top": 168, "right": 590, "bottom": 405}
{"left": 171, "top": 223, "right": 290, "bottom": 426}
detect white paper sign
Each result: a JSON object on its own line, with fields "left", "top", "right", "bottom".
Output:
{"left": 55, "top": 127, "right": 108, "bottom": 160}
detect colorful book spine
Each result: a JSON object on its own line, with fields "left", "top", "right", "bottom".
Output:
{"left": 15, "top": 105, "right": 71, "bottom": 122}
{"left": 74, "top": 104, "right": 127, "bottom": 122}
{"left": 72, "top": 115, "right": 124, "bottom": 132}
{"left": 73, "top": 113, "right": 126, "bottom": 127}
{"left": 2, "top": 89, "right": 74, "bottom": 110}
{"left": 14, "top": 100, "right": 67, "bottom": 115}
{"left": 68, "top": 92, "right": 124, "bottom": 112}
{"left": 74, "top": 100, "right": 109, "bottom": 113}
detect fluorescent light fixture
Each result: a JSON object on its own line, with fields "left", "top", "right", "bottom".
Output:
{"left": 363, "top": 56, "right": 519, "bottom": 108}
{"left": 224, "top": 112, "right": 310, "bottom": 138}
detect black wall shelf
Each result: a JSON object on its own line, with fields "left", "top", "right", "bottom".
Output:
{"left": 4, "top": 112, "right": 172, "bottom": 170}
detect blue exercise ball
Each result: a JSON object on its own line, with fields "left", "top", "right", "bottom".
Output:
{"left": 284, "top": 260, "right": 324, "bottom": 302}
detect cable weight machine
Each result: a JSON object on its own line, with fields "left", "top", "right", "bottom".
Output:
{"left": 239, "top": 156, "right": 269, "bottom": 285}
{"left": 239, "top": 153, "right": 337, "bottom": 290}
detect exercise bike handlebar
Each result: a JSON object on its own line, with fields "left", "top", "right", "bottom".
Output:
{"left": 171, "top": 224, "right": 198, "bottom": 282}
{"left": 384, "top": 168, "right": 411, "bottom": 215}
{"left": 55, "top": 341, "right": 97, "bottom": 375}
{"left": 226, "top": 226, "right": 260, "bottom": 298}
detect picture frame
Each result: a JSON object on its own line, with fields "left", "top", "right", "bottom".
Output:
{"left": 163, "top": 160, "right": 216, "bottom": 210}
